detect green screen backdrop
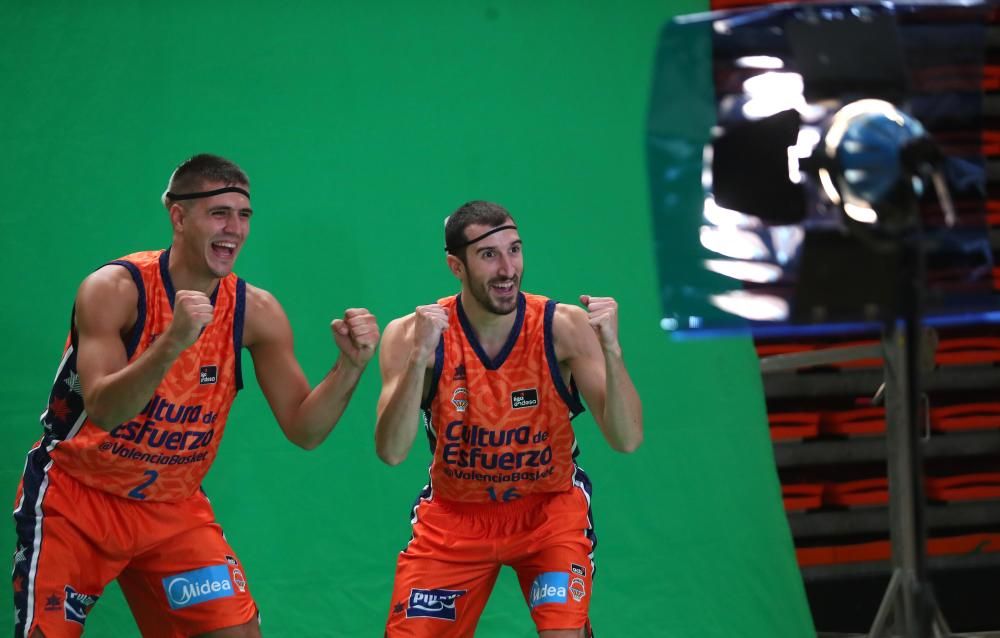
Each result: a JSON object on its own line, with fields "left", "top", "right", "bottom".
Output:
{"left": 0, "top": 2, "right": 814, "bottom": 636}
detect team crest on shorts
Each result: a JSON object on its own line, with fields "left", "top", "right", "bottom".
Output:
{"left": 406, "top": 588, "right": 467, "bottom": 620}
{"left": 231, "top": 568, "right": 247, "bottom": 593}
{"left": 570, "top": 577, "right": 586, "bottom": 602}
{"left": 451, "top": 387, "right": 468, "bottom": 412}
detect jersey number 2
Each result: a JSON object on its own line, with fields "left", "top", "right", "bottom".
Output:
{"left": 128, "top": 470, "right": 159, "bottom": 500}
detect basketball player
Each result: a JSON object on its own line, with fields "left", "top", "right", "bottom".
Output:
{"left": 12, "top": 154, "right": 379, "bottom": 637}
{"left": 376, "top": 200, "right": 643, "bottom": 637}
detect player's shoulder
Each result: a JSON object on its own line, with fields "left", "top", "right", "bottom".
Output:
{"left": 384, "top": 312, "right": 417, "bottom": 342}
{"left": 386, "top": 312, "right": 415, "bottom": 329}
{"left": 241, "top": 284, "right": 290, "bottom": 347}
{"left": 74, "top": 264, "right": 141, "bottom": 329}
{"left": 244, "top": 282, "right": 280, "bottom": 312}
{"left": 552, "top": 301, "right": 588, "bottom": 329}
{"left": 550, "top": 301, "right": 592, "bottom": 359}
{"left": 79, "top": 263, "right": 140, "bottom": 301}
{"left": 381, "top": 304, "right": 444, "bottom": 356}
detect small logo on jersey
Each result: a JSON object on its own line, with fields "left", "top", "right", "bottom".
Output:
{"left": 511, "top": 388, "right": 539, "bottom": 409}
{"left": 162, "top": 565, "right": 234, "bottom": 610}
{"left": 453, "top": 364, "right": 466, "bottom": 380}
{"left": 406, "top": 588, "right": 467, "bottom": 620}
{"left": 225, "top": 555, "right": 239, "bottom": 567}
{"left": 451, "top": 387, "right": 468, "bottom": 412}
{"left": 393, "top": 601, "right": 405, "bottom": 614}
{"left": 44, "top": 593, "right": 62, "bottom": 612}
{"left": 199, "top": 366, "right": 218, "bottom": 385}
{"left": 529, "top": 572, "right": 568, "bottom": 608}
{"left": 571, "top": 563, "right": 587, "bottom": 577}
{"left": 63, "top": 585, "right": 99, "bottom": 625}
{"left": 570, "top": 577, "right": 586, "bottom": 602}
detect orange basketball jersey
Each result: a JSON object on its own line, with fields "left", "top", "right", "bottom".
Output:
{"left": 40, "top": 249, "right": 245, "bottom": 502}
{"left": 421, "top": 292, "right": 585, "bottom": 503}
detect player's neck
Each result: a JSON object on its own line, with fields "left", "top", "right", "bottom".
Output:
{"left": 461, "top": 295, "right": 518, "bottom": 354}
{"left": 167, "top": 248, "right": 221, "bottom": 296}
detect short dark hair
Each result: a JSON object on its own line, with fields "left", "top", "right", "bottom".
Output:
{"left": 162, "top": 154, "right": 249, "bottom": 208}
{"left": 444, "top": 200, "right": 515, "bottom": 260}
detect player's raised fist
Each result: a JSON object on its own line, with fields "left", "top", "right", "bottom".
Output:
{"left": 580, "top": 294, "right": 621, "bottom": 351}
{"left": 412, "top": 304, "right": 449, "bottom": 365}
{"left": 332, "top": 308, "right": 380, "bottom": 368}
{"left": 166, "top": 290, "right": 214, "bottom": 350}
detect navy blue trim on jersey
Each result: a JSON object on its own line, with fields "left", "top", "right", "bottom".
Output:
{"left": 69, "top": 303, "right": 79, "bottom": 350}
{"left": 422, "top": 409, "right": 438, "bottom": 454}
{"left": 403, "top": 480, "right": 434, "bottom": 552}
{"left": 107, "top": 259, "right": 147, "bottom": 358}
{"left": 455, "top": 292, "right": 525, "bottom": 370}
{"left": 159, "top": 248, "right": 175, "bottom": 308}
{"left": 419, "top": 337, "right": 445, "bottom": 410}
{"left": 543, "top": 300, "right": 585, "bottom": 419}
{"left": 234, "top": 278, "right": 246, "bottom": 392}
{"left": 13, "top": 444, "right": 55, "bottom": 637}
{"left": 160, "top": 248, "right": 220, "bottom": 309}
{"left": 41, "top": 347, "right": 86, "bottom": 440}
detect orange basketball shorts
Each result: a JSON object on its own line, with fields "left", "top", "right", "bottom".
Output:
{"left": 385, "top": 468, "right": 597, "bottom": 637}
{"left": 12, "top": 445, "right": 257, "bottom": 638}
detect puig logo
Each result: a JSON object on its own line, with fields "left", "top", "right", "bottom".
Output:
{"left": 406, "top": 588, "right": 467, "bottom": 620}
{"left": 63, "top": 585, "right": 99, "bottom": 625}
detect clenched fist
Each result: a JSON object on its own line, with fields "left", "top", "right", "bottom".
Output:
{"left": 166, "top": 290, "right": 214, "bottom": 351}
{"left": 412, "top": 304, "right": 449, "bottom": 366}
{"left": 580, "top": 295, "right": 621, "bottom": 352}
{"left": 332, "top": 308, "right": 380, "bottom": 368}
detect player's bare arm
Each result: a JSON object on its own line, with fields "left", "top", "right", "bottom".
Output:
{"left": 243, "top": 284, "right": 379, "bottom": 450}
{"left": 375, "top": 305, "right": 447, "bottom": 465}
{"left": 75, "top": 265, "right": 212, "bottom": 430}
{"left": 553, "top": 296, "right": 643, "bottom": 453}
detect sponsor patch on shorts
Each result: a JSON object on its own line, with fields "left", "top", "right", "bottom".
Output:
{"left": 529, "top": 572, "right": 569, "bottom": 608}
{"left": 162, "top": 565, "right": 234, "bottom": 610}
{"left": 406, "top": 588, "right": 467, "bottom": 620}
{"left": 63, "top": 586, "right": 98, "bottom": 625}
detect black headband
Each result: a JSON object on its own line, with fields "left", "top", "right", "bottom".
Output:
{"left": 166, "top": 186, "right": 250, "bottom": 201}
{"left": 445, "top": 224, "right": 518, "bottom": 253}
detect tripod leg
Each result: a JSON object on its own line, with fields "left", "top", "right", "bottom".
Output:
{"left": 868, "top": 569, "right": 903, "bottom": 638}
{"left": 931, "top": 602, "right": 952, "bottom": 638}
